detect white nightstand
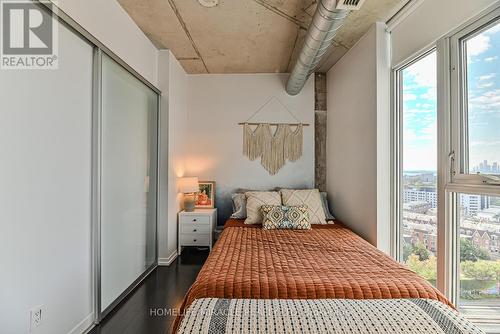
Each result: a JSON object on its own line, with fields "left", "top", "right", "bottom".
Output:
{"left": 178, "top": 208, "right": 217, "bottom": 254}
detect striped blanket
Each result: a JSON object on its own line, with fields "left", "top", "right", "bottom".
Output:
{"left": 178, "top": 298, "right": 484, "bottom": 334}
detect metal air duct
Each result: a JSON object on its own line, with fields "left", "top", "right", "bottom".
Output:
{"left": 286, "top": 0, "right": 364, "bottom": 95}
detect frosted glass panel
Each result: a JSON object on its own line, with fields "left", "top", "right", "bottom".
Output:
{"left": 101, "top": 54, "right": 158, "bottom": 310}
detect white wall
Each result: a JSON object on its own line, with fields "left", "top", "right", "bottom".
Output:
{"left": 185, "top": 74, "right": 315, "bottom": 225}
{"left": 326, "top": 23, "right": 391, "bottom": 253}
{"left": 0, "top": 24, "right": 93, "bottom": 334}
{"left": 50, "top": 0, "right": 158, "bottom": 85}
{"left": 157, "top": 50, "right": 189, "bottom": 264}
{"left": 0, "top": 2, "right": 162, "bottom": 333}
{"left": 391, "top": 0, "right": 497, "bottom": 66}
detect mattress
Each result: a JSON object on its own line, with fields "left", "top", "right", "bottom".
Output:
{"left": 178, "top": 298, "right": 483, "bottom": 334}
{"left": 174, "top": 219, "right": 451, "bottom": 331}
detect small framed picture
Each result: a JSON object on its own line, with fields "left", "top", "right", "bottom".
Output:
{"left": 195, "top": 181, "right": 215, "bottom": 209}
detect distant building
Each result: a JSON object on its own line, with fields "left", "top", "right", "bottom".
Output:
{"left": 460, "top": 220, "right": 500, "bottom": 257}
{"left": 472, "top": 160, "right": 500, "bottom": 174}
{"left": 402, "top": 220, "right": 437, "bottom": 254}
{"left": 404, "top": 189, "right": 489, "bottom": 216}
{"left": 404, "top": 189, "right": 438, "bottom": 208}
{"left": 403, "top": 201, "right": 431, "bottom": 214}
{"left": 460, "top": 194, "right": 490, "bottom": 216}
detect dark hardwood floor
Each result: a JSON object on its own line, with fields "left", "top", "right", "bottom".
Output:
{"left": 89, "top": 248, "right": 209, "bottom": 334}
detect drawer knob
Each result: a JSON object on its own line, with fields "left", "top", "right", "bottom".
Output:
{"left": 193, "top": 219, "right": 197, "bottom": 222}
{"left": 193, "top": 239, "right": 197, "bottom": 242}
{"left": 193, "top": 229, "right": 197, "bottom": 232}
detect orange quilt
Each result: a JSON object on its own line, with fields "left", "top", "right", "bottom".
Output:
{"left": 174, "top": 219, "right": 451, "bottom": 332}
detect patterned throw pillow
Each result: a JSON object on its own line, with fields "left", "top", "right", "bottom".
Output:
{"left": 261, "top": 205, "right": 311, "bottom": 230}
{"left": 244, "top": 191, "right": 281, "bottom": 224}
{"left": 280, "top": 189, "right": 327, "bottom": 224}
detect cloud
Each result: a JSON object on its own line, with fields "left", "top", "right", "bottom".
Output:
{"left": 479, "top": 74, "right": 496, "bottom": 81}
{"left": 467, "top": 33, "right": 491, "bottom": 57}
{"left": 478, "top": 82, "right": 494, "bottom": 89}
{"left": 485, "top": 56, "right": 498, "bottom": 62}
{"left": 470, "top": 140, "right": 500, "bottom": 147}
{"left": 404, "top": 108, "right": 435, "bottom": 115}
{"left": 420, "top": 90, "right": 437, "bottom": 101}
{"left": 404, "top": 52, "right": 437, "bottom": 89}
{"left": 470, "top": 89, "right": 500, "bottom": 111}
{"left": 403, "top": 93, "right": 417, "bottom": 101}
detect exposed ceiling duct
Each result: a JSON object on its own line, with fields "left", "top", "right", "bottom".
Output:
{"left": 285, "top": 0, "right": 364, "bottom": 95}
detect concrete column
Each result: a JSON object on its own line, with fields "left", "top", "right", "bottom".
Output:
{"left": 315, "top": 72, "right": 327, "bottom": 191}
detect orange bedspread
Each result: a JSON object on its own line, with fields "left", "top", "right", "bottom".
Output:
{"left": 174, "top": 219, "right": 451, "bottom": 332}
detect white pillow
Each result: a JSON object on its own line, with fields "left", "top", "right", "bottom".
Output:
{"left": 280, "top": 189, "right": 326, "bottom": 224}
{"left": 244, "top": 191, "right": 281, "bottom": 224}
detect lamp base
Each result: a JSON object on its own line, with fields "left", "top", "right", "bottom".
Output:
{"left": 183, "top": 194, "right": 196, "bottom": 212}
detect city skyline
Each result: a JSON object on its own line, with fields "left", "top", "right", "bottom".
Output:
{"left": 402, "top": 159, "right": 500, "bottom": 174}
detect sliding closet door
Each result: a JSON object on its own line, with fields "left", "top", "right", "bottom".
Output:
{"left": 100, "top": 54, "right": 158, "bottom": 312}
{"left": 0, "top": 22, "right": 93, "bottom": 333}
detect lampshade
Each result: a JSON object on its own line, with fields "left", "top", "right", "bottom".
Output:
{"left": 179, "top": 177, "right": 199, "bottom": 193}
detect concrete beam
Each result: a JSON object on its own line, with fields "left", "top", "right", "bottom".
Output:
{"left": 315, "top": 72, "right": 327, "bottom": 191}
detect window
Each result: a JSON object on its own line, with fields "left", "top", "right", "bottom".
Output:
{"left": 396, "top": 51, "right": 438, "bottom": 284}
{"left": 464, "top": 23, "right": 500, "bottom": 175}
{"left": 448, "top": 12, "right": 500, "bottom": 321}
{"left": 393, "top": 6, "right": 500, "bottom": 331}
{"left": 459, "top": 194, "right": 500, "bottom": 308}
{"left": 451, "top": 14, "right": 500, "bottom": 183}
{"left": 449, "top": 13, "right": 500, "bottom": 327}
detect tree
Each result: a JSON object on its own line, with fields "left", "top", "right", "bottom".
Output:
{"left": 460, "top": 239, "right": 490, "bottom": 262}
{"left": 461, "top": 260, "right": 497, "bottom": 281}
{"left": 403, "top": 242, "right": 431, "bottom": 262}
{"left": 403, "top": 244, "right": 413, "bottom": 262}
{"left": 412, "top": 242, "right": 430, "bottom": 261}
{"left": 407, "top": 254, "right": 437, "bottom": 280}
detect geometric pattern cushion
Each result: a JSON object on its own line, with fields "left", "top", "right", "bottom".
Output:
{"left": 280, "top": 189, "right": 326, "bottom": 224}
{"left": 244, "top": 191, "right": 281, "bottom": 225}
{"left": 261, "top": 205, "right": 311, "bottom": 230}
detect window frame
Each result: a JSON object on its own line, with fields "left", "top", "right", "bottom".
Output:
{"left": 449, "top": 7, "right": 500, "bottom": 187}
{"left": 446, "top": 8, "right": 500, "bottom": 318}
{"left": 392, "top": 4, "right": 500, "bottom": 313}
{"left": 392, "top": 47, "right": 438, "bottom": 266}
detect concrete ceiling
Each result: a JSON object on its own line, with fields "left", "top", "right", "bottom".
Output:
{"left": 118, "top": 0, "right": 407, "bottom": 74}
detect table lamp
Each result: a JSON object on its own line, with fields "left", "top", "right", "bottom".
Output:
{"left": 179, "top": 177, "right": 199, "bottom": 212}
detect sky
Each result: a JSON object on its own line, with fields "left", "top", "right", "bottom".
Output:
{"left": 402, "top": 21, "right": 500, "bottom": 172}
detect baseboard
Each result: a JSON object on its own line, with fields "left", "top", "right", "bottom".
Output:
{"left": 68, "top": 312, "right": 94, "bottom": 334}
{"left": 158, "top": 250, "right": 178, "bottom": 266}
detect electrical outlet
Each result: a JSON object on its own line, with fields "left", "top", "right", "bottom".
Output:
{"left": 30, "top": 305, "right": 44, "bottom": 331}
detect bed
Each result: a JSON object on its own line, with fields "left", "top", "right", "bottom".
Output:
{"left": 173, "top": 219, "right": 458, "bottom": 332}
{"left": 178, "top": 298, "right": 483, "bottom": 334}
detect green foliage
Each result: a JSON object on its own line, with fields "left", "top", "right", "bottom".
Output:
{"left": 407, "top": 254, "right": 437, "bottom": 280}
{"left": 462, "top": 261, "right": 495, "bottom": 280}
{"left": 461, "top": 260, "right": 500, "bottom": 281}
{"left": 403, "top": 242, "right": 430, "bottom": 262}
{"left": 460, "top": 239, "right": 491, "bottom": 262}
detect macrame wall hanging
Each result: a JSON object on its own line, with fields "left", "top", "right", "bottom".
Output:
{"left": 239, "top": 97, "right": 309, "bottom": 175}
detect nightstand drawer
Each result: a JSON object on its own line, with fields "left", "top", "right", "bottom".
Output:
{"left": 179, "top": 215, "right": 210, "bottom": 225}
{"left": 181, "top": 223, "right": 211, "bottom": 234}
{"left": 180, "top": 233, "right": 210, "bottom": 246}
